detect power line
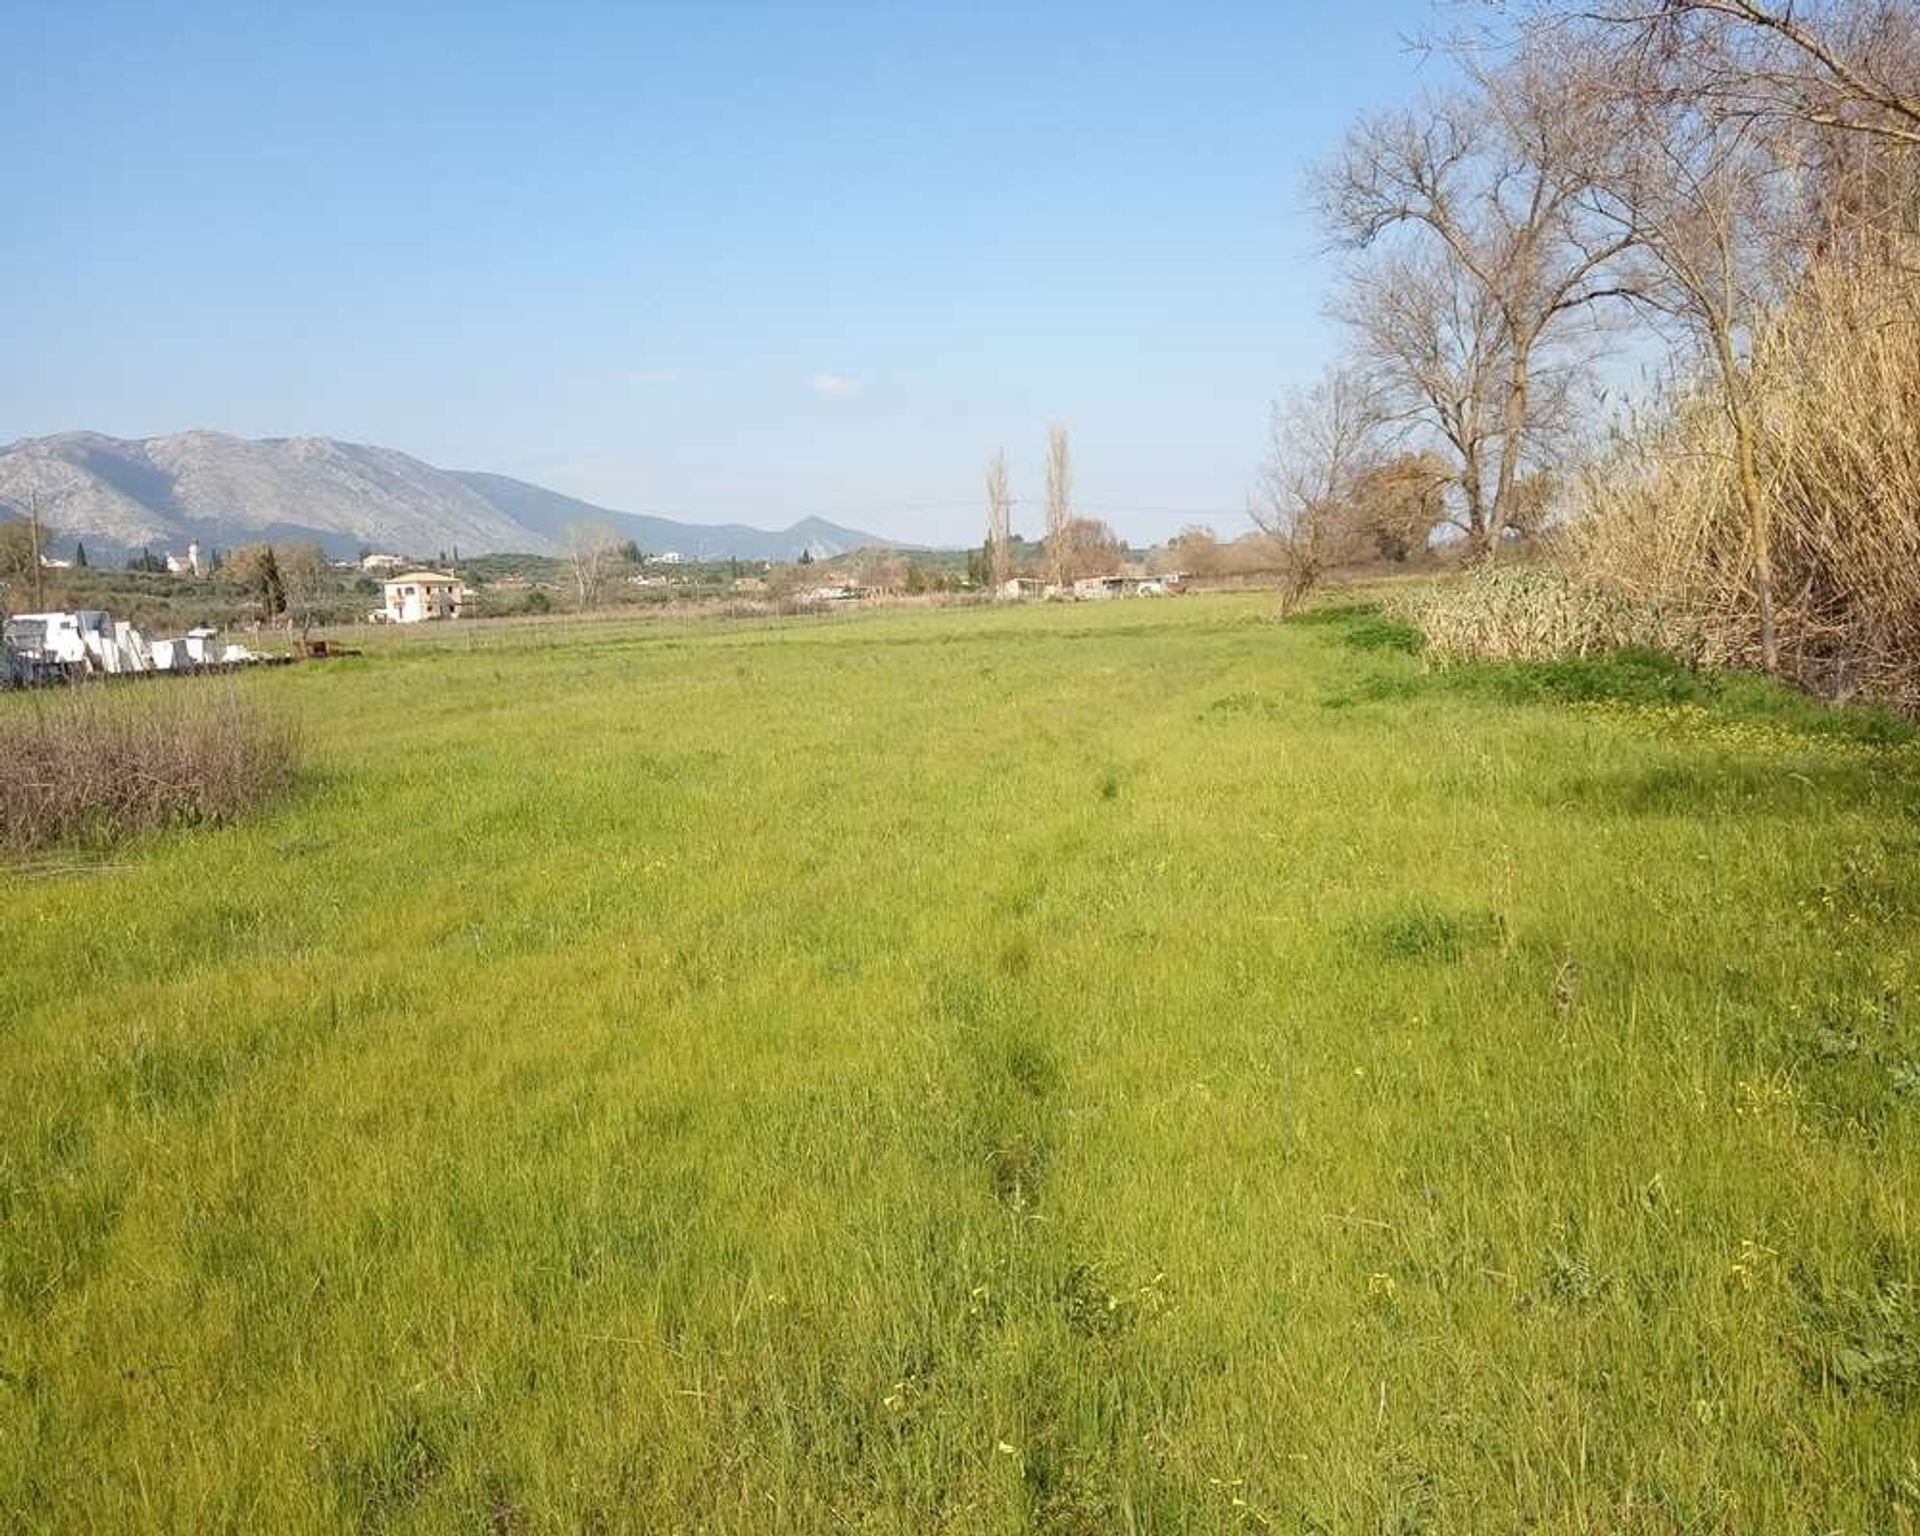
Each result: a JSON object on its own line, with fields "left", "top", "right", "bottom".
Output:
{"left": 1072, "top": 502, "right": 1254, "bottom": 521}
{"left": 600, "top": 498, "right": 986, "bottom": 523}
{"left": 585, "top": 494, "right": 1255, "bottom": 530}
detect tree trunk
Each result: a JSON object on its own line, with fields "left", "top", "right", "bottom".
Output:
{"left": 1460, "top": 448, "right": 1490, "bottom": 560}
{"left": 1491, "top": 343, "right": 1531, "bottom": 553}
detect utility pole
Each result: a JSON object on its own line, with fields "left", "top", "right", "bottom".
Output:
{"left": 28, "top": 491, "right": 44, "bottom": 610}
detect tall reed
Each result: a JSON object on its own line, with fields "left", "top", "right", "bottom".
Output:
{"left": 1570, "top": 245, "right": 1920, "bottom": 710}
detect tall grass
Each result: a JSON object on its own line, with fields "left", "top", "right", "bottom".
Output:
{"left": 0, "top": 681, "right": 298, "bottom": 852}
{"left": 1, "top": 598, "right": 1915, "bottom": 1531}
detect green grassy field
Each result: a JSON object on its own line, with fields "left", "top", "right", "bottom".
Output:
{"left": 4, "top": 594, "right": 1918, "bottom": 1533}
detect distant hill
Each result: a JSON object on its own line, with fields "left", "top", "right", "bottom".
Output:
{"left": 450, "top": 471, "right": 890, "bottom": 562}
{"left": 0, "top": 430, "right": 902, "bottom": 563}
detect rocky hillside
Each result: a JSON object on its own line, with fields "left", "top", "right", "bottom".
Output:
{"left": 0, "top": 430, "right": 894, "bottom": 562}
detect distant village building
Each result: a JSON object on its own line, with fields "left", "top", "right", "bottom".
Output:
{"left": 164, "top": 541, "right": 204, "bottom": 577}
{"left": 1070, "top": 574, "right": 1176, "bottom": 600}
{"left": 361, "top": 552, "right": 407, "bottom": 572}
{"left": 381, "top": 571, "right": 462, "bottom": 623}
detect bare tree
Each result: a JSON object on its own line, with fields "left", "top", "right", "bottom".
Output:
{"left": 1251, "top": 364, "right": 1381, "bottom": 612}
{"left": 1055, "top": 518, "right": 1127, "bottom": 582}
{"left": 1044, "top": 424, "right": 1072, "bottom": 588}
{"left": 1157, "top": 525, "right": 1223, "bottom": 578}
{"left": 565, "top": 522, "right": 621, "bottom": 612}
{"left": 764, "top": 562, "right": 808, "bottom": 601}
{"left": 1509, "top": 1, "right": 1920, "bottom": 148}
{"left": 854, "top": 547, "right": 908, "bottom": 592}
{"left": 1335, "top": 244, "right": 1508, "bottom": 548}
{"left": 984, "top": 450, "right": 1013, "bottom": 586}
{"left": 1619, "top": 149, "right": 1790, "bottom": 665}
{"left": 1317, "top": 53, "right": 1633, "bottom": 554}
{"left": 277, "top": 543, "right": 333, "bottom": 645}
{"left": 1367, "top": 0, "right": 1920, "bottom": 687}
{"left": 1525, "top": 34, "right": 1804, "bottom": 668}
{"left": 1440, "top": 3, "right": 1916, "bottom": 670}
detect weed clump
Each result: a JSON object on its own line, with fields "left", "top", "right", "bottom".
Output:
{"left": 0, "top": 683, "right": 298, "bottom": 853}
{"left": 1796, "top": 1277, "right": 1920, "bottom": 1404}
{"left": 1392, "top": 565, "right": 1700, "bottom": 669}
{"left": 1362, "top": 902, "right": 1504, "bottom": 963}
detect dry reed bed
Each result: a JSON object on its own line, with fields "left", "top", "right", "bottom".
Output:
{"left": 1406, "top": 248, "right": 1920, "bottom": 714}
{"left": 0, "top": 682, "right": 299, "bottom": 852}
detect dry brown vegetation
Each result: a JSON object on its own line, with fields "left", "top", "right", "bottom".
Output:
{"left": 1391, "top": 562, "right": 1703, "bottom": 666}
{"left": 1570, "top": 246, "right": 1920, "bottom": 707}
{"left": 1301, "top": 0, "right": 1920, "bottom": 711}
{"left": 0, "top": 682, "right": 299, "bottom": 853}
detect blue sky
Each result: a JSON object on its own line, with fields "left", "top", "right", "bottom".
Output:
{"left": 5, "top": 1, "right": 1454, "bottom": 545}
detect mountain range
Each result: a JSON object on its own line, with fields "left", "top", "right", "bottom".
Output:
{"left": 0, "top": 430, "right": 898, "bottom": 563}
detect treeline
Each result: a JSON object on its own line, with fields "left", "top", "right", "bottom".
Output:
{"left": 0, "top": 525, "right": 354, "bottom": 635}
{"left": 1275, "top": 0, "right": 1920, "bottom": 709}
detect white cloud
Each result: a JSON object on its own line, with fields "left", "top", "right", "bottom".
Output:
{"left": 806, "top": 371, "right": 860, "bottom": 399}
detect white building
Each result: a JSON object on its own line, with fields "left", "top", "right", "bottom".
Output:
{"left": 381, "top": 571, "right": 462, "bottom": 623}
{"left": 164, "top": 542, "right": 204, "bottom": 577}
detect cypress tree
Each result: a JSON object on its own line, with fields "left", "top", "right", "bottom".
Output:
{"left": 260, "top": 547, "right": 286, "bottom": 617}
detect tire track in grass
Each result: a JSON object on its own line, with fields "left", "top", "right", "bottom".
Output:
{"left": 930, "top": 959, "right": 1195, "bottom": 1532}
